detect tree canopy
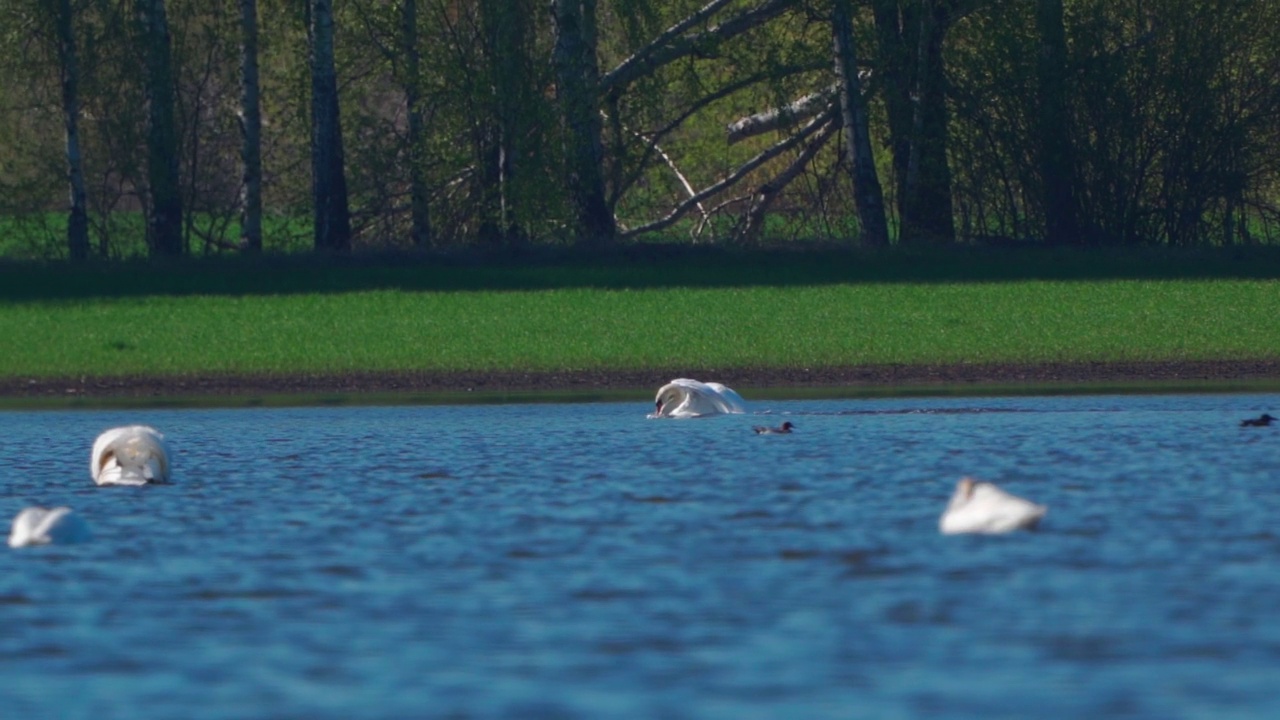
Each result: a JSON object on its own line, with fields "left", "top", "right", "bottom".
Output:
{"left": 0, "top": 0, "right": 1277, "bottom": 259}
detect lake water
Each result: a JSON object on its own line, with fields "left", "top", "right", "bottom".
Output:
{"left": 2, "top": 393, "right": 1279, "bottom": 719}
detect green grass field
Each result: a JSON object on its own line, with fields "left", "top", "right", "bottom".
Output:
{"left": 2, "top": 246, "right": 1278, "bottom": 381}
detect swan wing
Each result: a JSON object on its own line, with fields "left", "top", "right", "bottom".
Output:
{"left": 940, "top": 482, "right": 1046, "bottom": 534}
{"left": 38, "top": 508, "right": 91, "bottom": 545}
{"left": 9, "top": 507, "right": 52, "bottom": 548}
{"left": 92, "top": 425, "right": 171, "bottom": 485}
{"left": 652, "top": 379, "right": 744, "bottom": 417}
{"left": 703, "top": 382, "right": 746, "bottom": 414}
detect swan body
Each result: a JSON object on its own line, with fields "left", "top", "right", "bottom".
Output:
{"left": 651, "top": 379, "right": 746, "bottom": 418}
{"left": 8, "top": 507, "right": 91, "bottom": 548}
{"left": 91, "top": 425, "right": 172, "bottom": 486}
{"left": 753, "top": 421, "right": 795, "bottom": 434}
{"left": 1241, "top": 413, "right": 1276, "bottom": 427}
{"left": 939, "top": 477, "right": 1046, "bottom": 535}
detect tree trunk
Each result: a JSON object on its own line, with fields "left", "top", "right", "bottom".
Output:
{"left": 55, "top": 0, "right": 89, "bottom": 262}
{"left": 871, "top": 0, "right": 918, "bottom": 230}
{"left": 137, "top": 0, "right": 183, "bottom": 257}
{"left": 1035, "top": 0, "right": 1080, "bottom": 245}
{"left": 475, "top": 0, "right": 526, "bottom": 245}
{"left": 239, "top": 0, "right": 263, "bottom": 252}
{"left": 901, "top": 0, "right": 955, "bottom": 244}
{"left": 308, "top": 0, "right": 351, "bottom": 252}
{"left": 832, "top": 0, "right": 889, "bottom": 247}
{"left": 551, "top": 0, "right": 615, "bottom": 245}
{"left": 401, "top": 0, "right": 430, "bottom": 248}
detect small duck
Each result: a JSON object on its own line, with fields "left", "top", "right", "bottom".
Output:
{"left": 1240, "top": 413, "right": 1276, "bottom": 427}
{"left": 939, "top": 477, "right": 1046, "bottom": 535}
{"left": 752, "top": 421, "right": 795, "bottom": 434}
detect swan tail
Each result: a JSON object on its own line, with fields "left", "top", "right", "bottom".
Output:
{"left": 115, "top": 436, "right": 169, "bottom": 482}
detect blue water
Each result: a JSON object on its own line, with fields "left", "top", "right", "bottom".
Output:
{"left": 2, "top": 393, "right": 1279, "bottom": 719}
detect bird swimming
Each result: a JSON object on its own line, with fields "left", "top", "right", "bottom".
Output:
{"left": 650, "top": 379, "right": 746, "bottom": 418}
{"left": 8, "top": 507, "right": 91, "bottom": 548}
{"left": 753, "top": 421, "right": 795, "bottom": 434}
{"left": 91, "top": 425, "right": 172, "bottom": 485}
{"left": 939, "top": 477, "right": 1047, "bottom": 535}
{"left": 1240, "top": 413, "right": 1276, "bottom": 427}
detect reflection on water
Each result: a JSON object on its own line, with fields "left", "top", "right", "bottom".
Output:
{"left": 2, "top": 393, "right": 1279, "bottom": 718}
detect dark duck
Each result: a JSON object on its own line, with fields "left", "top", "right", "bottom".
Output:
{"left": 752, "top": 421, "right": 795, "bottom": 434}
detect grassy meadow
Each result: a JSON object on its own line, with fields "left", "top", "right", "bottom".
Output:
{"left": 2, "top": 245, "right": 1279, "bottom": 384}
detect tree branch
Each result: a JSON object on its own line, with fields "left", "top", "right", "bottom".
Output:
{"left": 601, "top": 0, "right": 800, "bottom": 95}
{"left": 726, "top": 85, "right": 837, "bottom": 144}
{"left": 738, "top": 118, "right": 839, "bottom": 242}
{"left": 621, "top": 106, "right": 837, "bottom": 240}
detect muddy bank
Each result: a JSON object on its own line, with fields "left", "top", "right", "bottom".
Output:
{"left": 5, "top": 359, "right": 1279, "bottom": 402}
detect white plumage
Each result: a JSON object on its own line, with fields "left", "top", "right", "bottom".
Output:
{"left": 939, "top": 477, "right": 1047, "bottom": 535}
{"left": 650, "top": 378, "right": 746, "bottom": 418}
{"left": 91, "top": 425, "right": 172, "bottom": 486}
{"left": 8, "top": 507, "right": 91, "bottom": 548}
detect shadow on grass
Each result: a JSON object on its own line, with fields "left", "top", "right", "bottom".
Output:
{"left": 4, "top": 243, "right": 1280, "bottom": 301}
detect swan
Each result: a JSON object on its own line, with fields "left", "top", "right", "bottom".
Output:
{"left": 1241, "top": 413, "right": 1276, "bottom": 427}
{"left": 8, "top": 507, "right": 91, "bottom": 548}
{"left": 650, "top": 379, "right": 746, "bottom": 418}
{"left": 753, "top": 421, "right": 795, "bottom": 434}
{"left": 939, "top": 477, "right": 1047, "bottom": 535}
{"left": 91, "top": 425, "right": 172, "bottom": 485}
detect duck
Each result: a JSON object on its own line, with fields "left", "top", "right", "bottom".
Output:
{"left": 650, "top": 379, "right": 746, "bottom": 418}
{"left": 753, "top": 421, "right": 795, "bottom": 434}
{"left": 1240, "top": 413, "right": 1276, "bottom": 427}
{"left": 91, "top": 425, "right": 172, "bottom": 485}
{"left": 8, "top": 507, "right": 92, "bottom": 548}
{"left": 939, "top": 477, "right": 1047, "bottom": 535}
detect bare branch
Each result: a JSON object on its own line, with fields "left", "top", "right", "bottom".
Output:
{"left": 615, "top": 61, "right": 826, "bottom": 203}
{"left": 727, "top": 85, "right": 837, "bottom": 144}
{"left": 739, "top": 118, "right": 839, "bottom": 242}
{"left": 601, "top": 0, "right": 800, "bottom": 95}
{"left": 622, "top": 106, "right": 837, "bottom": 240}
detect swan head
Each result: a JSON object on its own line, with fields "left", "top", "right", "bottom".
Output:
{"left": 653, "top": 384, "right": 684, "bottom": 418}
{"left": 954, "top": 476, "right": 977, "bottom": 501}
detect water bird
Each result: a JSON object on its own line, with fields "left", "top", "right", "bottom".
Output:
{"left": 1240, "top": 413, "right": 1276, "bottom": 427}
{"left": 92, "top": 425, "right": 172, "bottom": 485}
{"left": 939, "top": 477, "right": 1047, "bottom": 535}
{"left": 8, "top": 507, "right": 91, "bottom": 548}
{"left": 650, "top": 379, "right": 746, "bottom": 418}
{"left": 753, "top": 421, "right": 795, "bottom": 434}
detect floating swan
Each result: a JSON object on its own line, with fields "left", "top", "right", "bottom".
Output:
{"left": 753, "top": 421, "right": 795, "bottom": 434}
{"left": 1241, "top": 413, "right": 1276, "bottom": 427}
{"left": 8, "top": 507, "right": 91, "bottom": 548}
{"left": 91, "top": 425, "right": 172, "bottom": 485}
{"left": 650, "top": 379, "right": 746, "bottom": 418}
{"left": 939, "top": 477, "right": 1047, "bottom": 535}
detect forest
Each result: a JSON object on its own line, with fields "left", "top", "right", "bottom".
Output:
{"left": 0, "top": 0, "right": 1277, "bottom": 260}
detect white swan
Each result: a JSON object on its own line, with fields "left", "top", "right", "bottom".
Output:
{"left": 650, "top": 379, "right": 746, "bottom": 418}
{"left": 8, "top": 507, "right": 91, "bottom": 548}
{"left": 91, "top": 425, "right": 172, "bottom": 486}
{"left": 939, "top": 477, "right": 1047, "bottom": 535}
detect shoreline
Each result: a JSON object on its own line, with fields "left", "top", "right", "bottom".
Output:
{"left": 3, "top": 359, "right": 1279, "bottom": 407}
